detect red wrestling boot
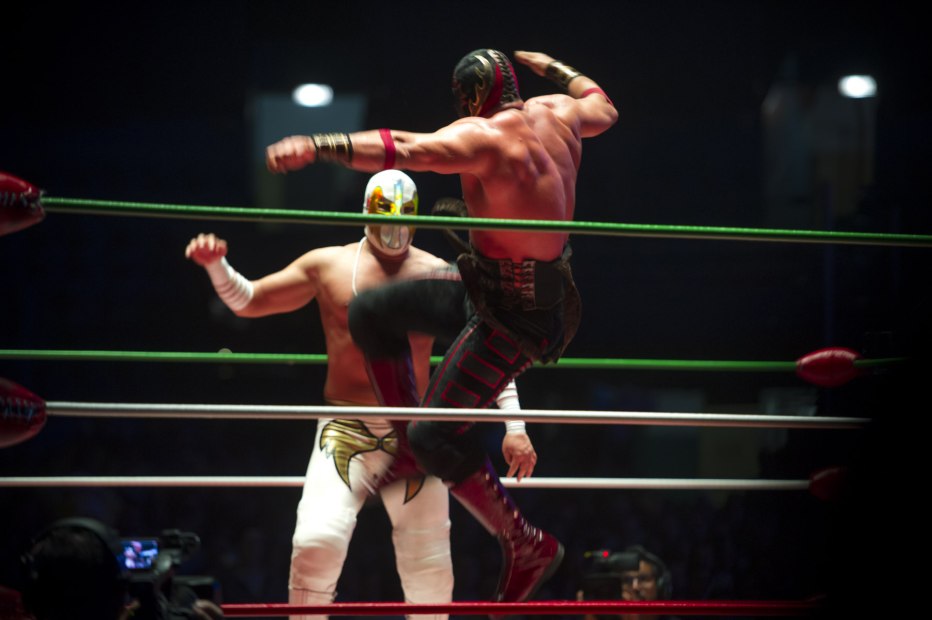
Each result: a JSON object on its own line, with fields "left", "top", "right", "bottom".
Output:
{"left": 450, "top": 457, "right": 564, "bottom": 603}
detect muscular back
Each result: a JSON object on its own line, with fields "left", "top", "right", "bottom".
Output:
{"left": 460, "top": 96, "right": 583, "bottom": 261}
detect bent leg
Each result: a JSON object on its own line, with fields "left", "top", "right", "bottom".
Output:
{"left": 349, "top": 269, "right": 467, "bottom": 359}
{"left": 409, "top": 316, "right": 533, "bottom": 482}
{"left": 422, "top": 315, "right": 532, "bottom": 410}
{"left": 349, "top": 271, "right": 467, "bottom": 408}
{"left": 409, "top": 320, "right": 561, "bottom": 604}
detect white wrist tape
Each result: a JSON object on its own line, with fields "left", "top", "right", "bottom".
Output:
{"left": 505, "top": 420, "right": 527, "bottom": 434}
{"left": 205, "top": 257, "right": 254, "bottom": 312}
{"left": 496, "top": 380, "right": 526, "bottom": 434}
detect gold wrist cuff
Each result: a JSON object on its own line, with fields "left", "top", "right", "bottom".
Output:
{"left": 311, "top": 133, "right": 354, "bottom": 164}
{"left": 545, "top": 61, "right": 584, "bottom": 91}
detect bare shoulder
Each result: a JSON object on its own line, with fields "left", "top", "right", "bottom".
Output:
{"left": 525, "top": 93, "right": 573, "bottom": 110}
{"left": 524, "top": 94, "right": 584, "bottom": 134}
{"left": 525, "top": 94, "right": 581, "bottom": 117}
{"left": 493, "top": 98, "right": 576, "bottom": 134}
{"left": 407, "top": 245, "right": 448, "bottom": 265}
{"left": 405, "top": 246, "right": 450, "bottom": 272}
{"left": 443, "top": 115, "right": 502, "bottom": 140}
{"left": 291, "top": 243, "right": 357, "bottom": 273}
{"left": 449, "top": 116, "right": 492, "bottom": 130}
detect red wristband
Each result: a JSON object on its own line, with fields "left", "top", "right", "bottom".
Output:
{"left": 581, "top": 87, "right": 614, "bottom": 107}
{"left": 379, "top": 128, "right": 396, "bottom": 170}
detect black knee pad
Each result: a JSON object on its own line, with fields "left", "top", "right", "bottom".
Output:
{"left": 407, "top": 421, "right": 486, "bottom": 483}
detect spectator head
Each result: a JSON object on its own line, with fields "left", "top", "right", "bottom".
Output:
{"left": 618, "top": 545, "right": 672, "bottom": 601}
{"left": 579, "top": 545, "right": 673, "bottom": 602}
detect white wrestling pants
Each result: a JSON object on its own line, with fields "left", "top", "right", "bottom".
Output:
{"left": 289, "top": 417, "right": 453, "bottom": 620}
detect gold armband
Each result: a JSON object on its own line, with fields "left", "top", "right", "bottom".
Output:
{"left": 311, "top": 133, "right": 354, "bottom": 164}
{"left": 545, "top": 60, "right": 583, "bottom": 92}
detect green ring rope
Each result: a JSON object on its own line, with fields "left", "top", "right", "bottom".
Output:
{"left": 0, "top": 349, "right": 907, "bottom": 371}
{"left": 41, "top": 197, "right": 932, "bottom": 248}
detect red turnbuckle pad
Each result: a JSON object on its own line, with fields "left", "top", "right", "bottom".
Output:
{"left": 0, "top": 377, "right": 47, "bottom": 448}
{"left": 0, "top": 171, "right": 45, "bottom": 236}
{"left": 796, "top": 346, "right": 862, "bottom": 387}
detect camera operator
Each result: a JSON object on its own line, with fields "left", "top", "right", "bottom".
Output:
{"left": 577, "top": 546, "right": 675, "bottom": 620}
{"left": 19, "top": 517, "right": 223, "bottom": 620}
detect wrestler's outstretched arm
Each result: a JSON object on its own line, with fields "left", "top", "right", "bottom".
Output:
{"left": 266, "top": 120, "right": 494, "bottom": 176}
{"left": 513, "top": 50, "right": 618, "bottom": 138}
{"left": 185, "top": 232, "right": 328, "bottom": 317}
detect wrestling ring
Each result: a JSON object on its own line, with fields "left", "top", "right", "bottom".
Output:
{"left": 2, "top": 179, "right": 926, "bottom": 616}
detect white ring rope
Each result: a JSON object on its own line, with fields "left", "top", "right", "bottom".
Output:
{"left": 46, "top": 401, "right": 868, "bottom": 429}
{"left": 0, "top": 476, "right": 811, "bottom": 491}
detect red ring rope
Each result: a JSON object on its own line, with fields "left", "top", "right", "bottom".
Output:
{"left": 221, "top": 599, "right": 822, "bottom": 617}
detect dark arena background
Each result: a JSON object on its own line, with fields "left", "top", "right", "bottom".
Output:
{"left": 2, "top": 1, "right": 929, "bottom": 617}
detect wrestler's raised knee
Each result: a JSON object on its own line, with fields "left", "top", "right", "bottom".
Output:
{"left": 348, "top": 290, "right": 411, "bottom": 358}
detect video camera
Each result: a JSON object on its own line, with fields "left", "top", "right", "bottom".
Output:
{"left": 579, "top": 549, "right": 641, "bottom": 600}
{"left": 118, "top": 529, "right": 220, "bottom": 620}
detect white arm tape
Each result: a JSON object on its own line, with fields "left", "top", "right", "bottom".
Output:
{"left": 205, "top": 257, "right": 254, "bottom": 312}
{"left": 496, "top": 379, "right": 526, "bottom": 434}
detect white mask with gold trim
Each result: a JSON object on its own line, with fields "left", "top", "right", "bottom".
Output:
{"left": 362, "top": 170, "right": 417, "bottom": 257}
